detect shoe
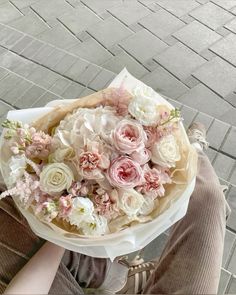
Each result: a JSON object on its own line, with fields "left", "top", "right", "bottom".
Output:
{"left": 187, "top": 122, "right": 209, "bottom": 151}
{"left": 116, "top": 255, "right": 158, "bottom": 294}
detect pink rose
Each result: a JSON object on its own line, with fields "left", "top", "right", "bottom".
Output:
{"left": 131, "top": 148, "right": 151, "bottom": 165}
{"left": 112, "top": 119, "right": 147, "bottom": 154}
{"left": 108, "top": 156, "right": 143, "bottom": 188}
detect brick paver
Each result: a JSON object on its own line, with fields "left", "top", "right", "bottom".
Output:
{"left": 0, "top": 0, "right": 236, "bottom": 291}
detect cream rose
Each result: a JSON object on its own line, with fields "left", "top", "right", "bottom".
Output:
{"left": 118, "top": 189, "right": 145, "bottom": 216}
{"left": 40, "top": 163, "right": 74, "bottom": 194}
{"left": 151, "top": 135, "right": 181, "bottom": 167}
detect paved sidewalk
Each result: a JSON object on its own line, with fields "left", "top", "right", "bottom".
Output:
{"left": 0, "top": 0, "right": 236, "bottom": 293}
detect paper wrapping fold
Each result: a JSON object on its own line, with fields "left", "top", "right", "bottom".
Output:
{"left": 0, "top": 68, "right": 198, "bottom": 260}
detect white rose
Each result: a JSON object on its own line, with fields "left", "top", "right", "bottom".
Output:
{"left": 68, "top": 197, "right": 94, "bottom": 226}
{"left": 80, "top": 214, "right": 108, "bottom": 236}
{"left": 39, "top": 163, "right": 74, "bottom": 194}
{"left": 129, "top": 86, "right": 160, "bottom": 126}
{"left": 138, "top": 195, "right": 155, "bottom": 216}
{"left": 151, "top": 135, "right": 181, "bottom": 168}
{"left": 118, "top": 189, "right": 145, "bottom": 216}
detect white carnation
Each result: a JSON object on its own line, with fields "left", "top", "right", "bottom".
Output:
{"left": 68, "top": 197, "right": 94, "bottom": 226}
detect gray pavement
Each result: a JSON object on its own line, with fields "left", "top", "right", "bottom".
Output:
{"left": 0, "top": 0, "right": 236, "bottom": 293}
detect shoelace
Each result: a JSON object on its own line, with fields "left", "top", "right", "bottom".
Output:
{"left": 188, "top": 129, "right": 209, "bottom": 150}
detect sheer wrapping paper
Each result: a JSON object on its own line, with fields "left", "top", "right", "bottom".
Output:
{"left": 0, "top": 69, "right": 197, "bottom": 260}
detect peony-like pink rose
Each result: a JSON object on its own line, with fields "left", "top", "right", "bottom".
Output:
{"left": 107, "top": 156, "right": 143, "bottom": 188}
{"left": 131, "top": 148, "right": 151, "bottom": 165}
{"left": 112, "top": 119, "right": 147, "bottom": 154}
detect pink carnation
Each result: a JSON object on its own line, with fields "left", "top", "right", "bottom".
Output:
{"left": 58, "top": 194, "right": 73, "bottom": 219}
{"left": 137, "top": 164, "right": 172, "bottom": 198}
{"left": 107, "top": 156, "right": 143, "bottom": 188}
{"left": 112, "top": 119, "right": 147, "bottom": 154}
{"left": 131, "top": 148, "right": 151, "bottom": 165}
{"left": 143, "top": 126, "right": 157, "bottom": 148}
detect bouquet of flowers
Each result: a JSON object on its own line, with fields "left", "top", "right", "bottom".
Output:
{"left": 0, "top": 69, "right": 197, "bottom": 259}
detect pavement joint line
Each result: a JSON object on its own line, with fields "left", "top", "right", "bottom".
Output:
{"left": 152, "top": 59, "right": 189, "bottom": 83}
{"left": 29, "top": 6, "right": 52, "bottom": 28}
{"left": 80, "top": 0, "right": 104, "bottom": 18}
{"left": 64, "top": 0, "right": 76, "bottom": 8}
{"left": 106, "top": 10, "right": 130, "bottom": 28}
{"left": 56, "top": 17, "right": 81, "bottom": 41}
{"left": 210, "top": 145, "right": 236, "bottom": 161}
{"left": 209, "top": 0, "right": 236, "bottom": 16}
{"left": 225, "top": 274, "right": 234, "bottom": 294}
{"left": 8, "top": 0, "right": 24, "bottom": 16}
{"left": 137, "top": 0, "right": 157, "bottom": 13}
{"left": 191, "top": 74, "right": 236, "bottom": 109}
{"left": 226, "top": 226, "right": 236, "bottom": 235}
{"left": 84, "top": 30, "right": 116, "bottom": 57}
{"left": 208, "top": 47, "right": 236, "bottom": 70}
{"left": 116, "top": 43, "right": 152, "bottom": 72}
{"left": 0, "top": 98, "right": 17, "bottom": 109}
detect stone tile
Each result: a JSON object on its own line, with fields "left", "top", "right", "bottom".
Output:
{"left": 213, "top": 153, "right": 235, "bottom": 180}
{"left": 32, "top": 92, "right": 61, "bottom": 107}
{"left": 68, "top": 38, "right": 113, "bottom": 65}
{"left": 51, "top": 55, "right": 76, "bottom": 77}
{"left": 154, "top": 42, "right": 206, "bottom": 80}
{"left": 0, "top": 46, "right": 7, "bottom": 57}
{"left": 218, "top": 269, "right": 231, "bottom": 295}
{"left": 182, "top": 76, "right": 200, "bottom": 88}
{"left": 168, "top": 98, "right": 183, "bottom": 109}
{"left": 212, "top": 0, "right": 236, "bottom": 10}
{"left": 0, "top": 74, "right": 23, "bottom": 97}
{"left": 230, "top": 168, "right": 236, "bottom": 186}
{"left": 207, "top": 119, "right": 230, "bottom": 149}
{"left": 102, "top": 51, "right": 149, "bottom": 79}
{"left": 139, "top": 9, "right": 185, "bottom": 39}
{"left": 0, "top": 99, "right": 15, "bottom": 117}
{"left": 61, "top": 82, "right": 85, "bottom": 99}
{"left": 81, "top": 0, "right": 123, "bottom": 15}
{"left": 79, "top": 87, "right": 95, "bottom": 97}
{"left": 155, "top": 0, "right": 200, "bottom": 17}
{"left": 76, "top": 64, "right": 101, "bottom": 86}
{"left": 177, "top": 84, "right": 234, "bottom": 124}
{"left": 223, "top": 229, "right": 236, "bottom": 267}
{"left": 205, "top": 147, "right": 217, "bottom": 162}
{"left": 194, "top": 111, "right": 214, "bottom": 131}
{"left": 42, "top": 49, "right": 66, "bottom": 70}
{"left": 31, "top": 44, "right": 55, "bottom": 63}
{"left": 210, "top": 33, "right": 236, "bottom": 66}
{"left": 108, "top": 1, "right": 150, "bottom": 26}
{"left": 36, "top": 24, "right": 78, "bottom": 50}
{"left": 190, "top": 2, "right": 234, "bottom": 30}
{"left": 31, "top": 0, "right": 73, "bottom": 20}
{"left": 193, "top": 57, "right": 236, "bottom": 97}
{"left": 173, "top": 20, "right": 221, "bottom": 53}
{"left": 87, "top": 17, "right": 133, "bottom": 49}
{"left": 20, "top": 39, "right": 44, "bottom": 59}
{"left": 2, "top": 79, "right": 32, "bottom": 104}
{"left": 119, "top": 29, "right": 168, "bottom": 63}
{"left": 14, "top": 85, "right": 45, "bottom": 108}
{"left": 227, "top": 275, "right": 236, "bottom": 295}
{"left": 143, "top": 233, "right": 168, "bottom": 261}
{"left": 58, "top": 6, "right": 101, "bottom": 35}
{"left": 89, "top": 69, "right": 116, "bottom": 90}
{"left": 64, "top": 57, "right": 89, "bottom": 79}
{"left": 11, "top": 0, "right": 38, "bottom": 9}
{"left": 0, "top": 51, "right": 25, "bottom": 73}
{"left": 27, "top": 66, "right": 62, "bottom": 89}
{"left": 225, "top": 18, "right": 236, "bottom": 33}
{"left": 12, "top": 57, "right": 38, "bottom": 78}
{"left": 9, "top": 11, "right": 49, "bottom": 36}
{"left": 0, "top": 27, "right": 23, "bottom": 49}
{"left": 11, "top": 35, "right": 34, "bottom": 53}
{"left": 49, "top": 78, "right": 71, "bottom": 96}
{"left": 141, "top": 66, "right": 189, "bottom": 99}
{"left": 216, "top": 26, "right": 232, "bottom": 37}
{"left": 0, "top": 67, "right": 9, "bottom": 80}
{"left": 221, "top": 127, "right": 236, "bottom": 158}
{"left": 225, "top": 92, "right": 236, "bottom": 108}
{"left": 0, "top": 2, "right": 22, "bottom": 23}
{"left": 180, "top": 105, "right": 198, "bottom": 128}
{"left": 227, "top": 235, "right": 236, "bottom": 274}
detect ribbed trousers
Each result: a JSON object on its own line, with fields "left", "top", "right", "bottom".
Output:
{"left": 0, "top": 151, "right": 229, "bottom": 294}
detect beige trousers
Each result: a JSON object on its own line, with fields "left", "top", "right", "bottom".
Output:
{"left": 0, "top": 151, "right": 230, "bottom": 294}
